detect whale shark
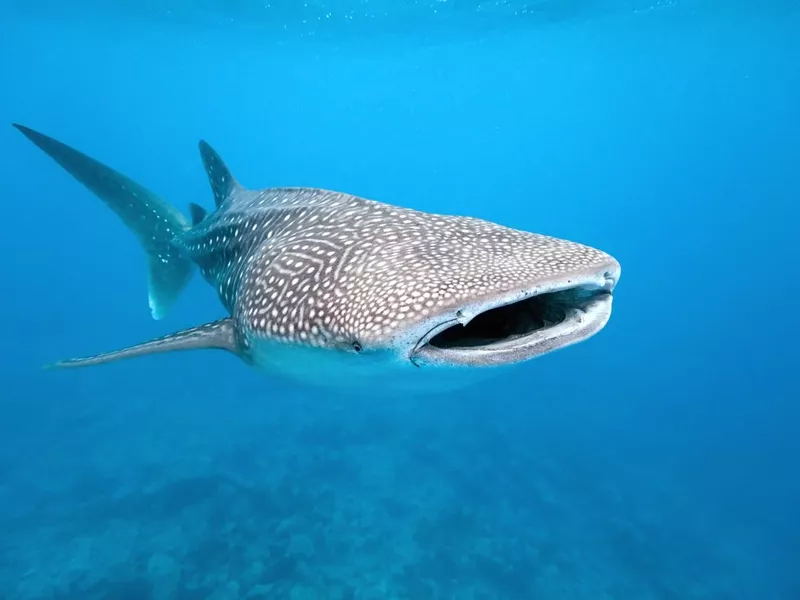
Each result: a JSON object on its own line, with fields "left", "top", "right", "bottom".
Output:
{"left": 14, "top": 123, "right": 621, "bottom": 391}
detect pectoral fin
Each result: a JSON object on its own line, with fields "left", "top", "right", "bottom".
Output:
{"left": 46, "top": 318, "right": 238, "bottom": 369}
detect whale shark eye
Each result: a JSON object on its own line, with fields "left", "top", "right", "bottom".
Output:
{"left": 352, "top": 341, "right": 363, "bottom": 353}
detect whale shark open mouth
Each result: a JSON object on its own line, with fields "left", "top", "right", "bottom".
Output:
{"left": 413, "top": 285, "right": 614, "bottom": 367}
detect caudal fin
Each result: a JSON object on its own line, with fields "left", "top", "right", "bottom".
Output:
{"left": 13, "top": 123, "right": 194, "bottom": 320}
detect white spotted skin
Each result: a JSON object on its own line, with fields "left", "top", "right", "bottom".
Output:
{"left": 176, "top": 186, "right": 619, "bottom": 385}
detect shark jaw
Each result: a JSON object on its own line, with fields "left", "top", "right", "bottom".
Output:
{"left": 244, "top": 264, "right": 620, "bottom": 397}
{"left": 409, "top": 263, "right": 620, "bottom": 368}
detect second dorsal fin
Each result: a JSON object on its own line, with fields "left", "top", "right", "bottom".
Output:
{"left": 188, "top": 202, "right": 208, "bottom": 226}
{"left": 198, "top": 140, "right": 242, "bottom": 208}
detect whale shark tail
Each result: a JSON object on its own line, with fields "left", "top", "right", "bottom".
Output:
{"left": 13, "top": 123, "right": 194, "bottom": 320}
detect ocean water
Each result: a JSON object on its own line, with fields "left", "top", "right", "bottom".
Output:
{"left": 1, "top": 0, "right": 799, "bottom": 598}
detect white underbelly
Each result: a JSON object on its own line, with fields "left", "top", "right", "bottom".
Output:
{"left": 246, "top": 338, "right": 503, "bottom": 397}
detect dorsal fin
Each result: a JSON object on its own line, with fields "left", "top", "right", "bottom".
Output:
{"left": 198, "top": 140, "right": 241, "bottom": 208}
{"left": 188, "top": 202, "right": 208, "bottom": 226}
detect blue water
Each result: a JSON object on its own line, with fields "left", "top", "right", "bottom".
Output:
{"left": 1, "top": 1, "right": 799, "bottom": 598}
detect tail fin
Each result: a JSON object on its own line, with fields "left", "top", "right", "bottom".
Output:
{"left": 13, "top": 123, "right": 193, "bottom": 320}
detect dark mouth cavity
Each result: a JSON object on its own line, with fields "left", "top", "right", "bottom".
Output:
{"left": 427, "top": 287, "right": 602, "bottom": 350}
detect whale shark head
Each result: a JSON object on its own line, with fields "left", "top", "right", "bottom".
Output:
{"left": 368, "top": 226, "right": 620, "bottom": 370}
{"left": 225, "top": 191, "right": 621, "bottom": 387}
